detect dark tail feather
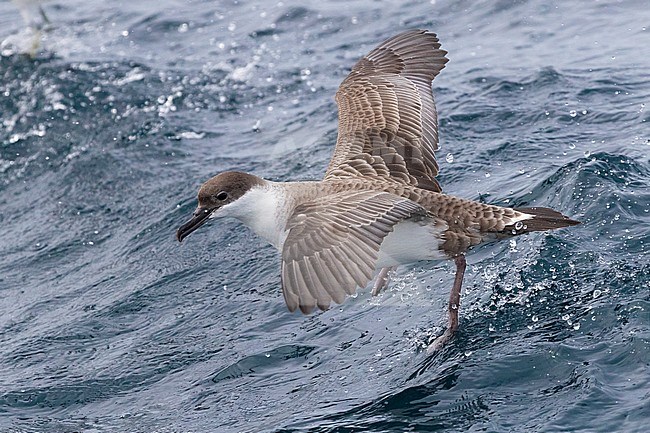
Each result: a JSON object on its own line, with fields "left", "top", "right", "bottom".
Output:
{"left": 510, "top": 207, "right": 580, "bottom": 233}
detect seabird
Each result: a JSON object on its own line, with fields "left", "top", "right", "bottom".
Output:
{"left": 9, "top": 0, "right": 51, "bottom": 56}
{"left": 176, "top": 30, "right": 579, "bottom": 352}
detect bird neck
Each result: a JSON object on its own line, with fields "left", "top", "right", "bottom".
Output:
{"left": 227, "top": 182, "right": 289, "bottom": 249}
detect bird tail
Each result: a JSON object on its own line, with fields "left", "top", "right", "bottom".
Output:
{"left": 510, "top": 207, "right": 580, "bottom": 233}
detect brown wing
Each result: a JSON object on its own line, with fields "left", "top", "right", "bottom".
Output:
{"left": 325, "top": 29, "right": 448, "bottom": 192}
{"left": 281, "top": 191, "right": 427, "bottom": 314}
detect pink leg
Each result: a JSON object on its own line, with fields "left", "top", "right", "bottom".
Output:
{"left": 371, "top": 266, "right": 395, "bottom": 296}
{"left": 427, "top": 255, "right": 466, "bottom": 353}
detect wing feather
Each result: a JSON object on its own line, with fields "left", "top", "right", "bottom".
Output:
{"left": 280, "top": 191, "right": 428, "bottom": 313}
{"left": 326, "top": 29, "right": 448, "bottom": 191}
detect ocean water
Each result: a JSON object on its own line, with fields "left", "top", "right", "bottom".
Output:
{"left": 1, "top": 0, "right": 648, "bottom": 432}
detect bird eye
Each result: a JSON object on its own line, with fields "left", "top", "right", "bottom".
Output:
{"left": 216, "top": 191, "right": 228, "bottom": 201}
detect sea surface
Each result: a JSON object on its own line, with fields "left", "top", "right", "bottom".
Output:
{"left": 1, "top": 0, "right": 649, "bottom": 432}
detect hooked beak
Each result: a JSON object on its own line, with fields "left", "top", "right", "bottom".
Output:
{"left": 176, "top": 207, "right": 214, "bottom": 242}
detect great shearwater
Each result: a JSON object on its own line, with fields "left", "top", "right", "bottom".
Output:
{"left": 176, "top": 30, "right": 579, "bottom": 352}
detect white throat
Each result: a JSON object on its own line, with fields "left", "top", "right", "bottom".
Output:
{"left": 211, "top": 184, "right": 288, "bottom": 249}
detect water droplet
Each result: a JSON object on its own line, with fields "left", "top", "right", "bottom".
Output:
{"left": 532, "top": 315, "right": 539, "bottom": 322}
{"left": 445, "top": 153, "right": 454, "bottom": 163}
{"left": 573, "top": 322, "right": 581, "bottom": 330}
{"left": 562, "top": 314, "right": 570, "bottom": 321}
{"left": 584, "top": 150, "right": 591, "bottom": 158}
{"left": 593, "top": 289, "right": 602, "bottom": 299}
{"left": 568, "top": 143, "right": 576, "bottom": 149}
{"left": 485, "top": 172, "right": 491, "bottom": 178}
{"left": 569, "top": 110, "right": 577, "bottom": 117}
{"left": 514, "top": 221, "right": 524, "bottom": 231}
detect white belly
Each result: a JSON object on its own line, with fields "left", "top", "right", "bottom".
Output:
{"left": 376, "top": 218, "right": 448, "bottom": 268}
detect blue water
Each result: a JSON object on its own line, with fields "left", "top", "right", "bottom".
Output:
{"left": 1, "top": 1, "right": 648, "bottom": 432}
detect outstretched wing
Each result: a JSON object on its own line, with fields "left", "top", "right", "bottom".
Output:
{"left": 281, "top": 191, "right": 427, "bottom": 313}
{"left": 325, "top": 29, "right": 448, "bottom": 192}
